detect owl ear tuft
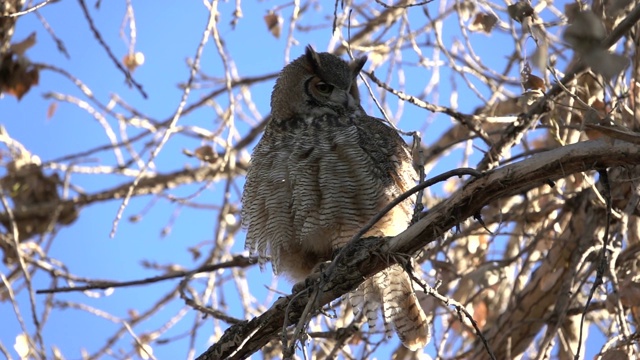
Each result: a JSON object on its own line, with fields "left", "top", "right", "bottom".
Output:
{"left": 305, "top": 45, "right": 322, "bottom": 73}
{"left": 350, "top": 56, "right": 367, "bottom": 77}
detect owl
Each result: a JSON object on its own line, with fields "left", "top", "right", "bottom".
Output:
{"left": 241, "top": 46, "right": 430, "bottom": 351}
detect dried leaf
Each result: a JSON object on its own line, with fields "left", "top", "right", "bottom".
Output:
{"left": 136, "top": 343, "right": 154, "bottom": 360}
{"left": 469, "top": 12, "right": 498, "bottom": 34}
{"left": 161, "top": 226, "right": 171, "bottom": 237}
{"left": 224, "top": 213, "right": 237, "bottom": 227}
{"left": 194, "top": 145, "right": 215, "bottom": 162}
{"left": 591, "top": 99, "right": 606, "bottom": 112}
{"left": 52, "top": 345, "right": 65, "bottom": 360}
{"left": 454, "top": 1, "right": 476, "bottom": 22}
{"left": 128, "top": 309, "right": 140, "bottom": 319}
{"left": 47, "top": 102, "right": 58, "bottom": 120}
{"left": 584, "top": 100, "right": 608, "bottom": 137}
{"left": 507, "top": 1, "right": 534, "bottom": 23}
{"left": 0, "top": 55, "right": 40, "bottom": 100}
{"left": 523, "top": 74, "right": 545, "bottom": 91}
{"left": 473, "top": 300, "right": 488, "bottom": 328}
{"left": 14, "top": 333, "right": 30, "bottom": 359}
{"left": 123, "top": 52, "right": 145, "bottom": 72}
{"left": 563, "top": 11, "right": 628, "bottom": 80}
{"left": 9, "top": 32, "right": 37, "bottom": 56}
{"left": 563, "top": 10, "right": 606, "bottom": 52}
{"left": 188, "top": 246, "right": 202, "bottom": 261}
{"left": 263, "top": 11, "right": 281, "bottom": 39}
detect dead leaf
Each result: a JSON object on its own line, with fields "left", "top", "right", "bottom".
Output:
{"left": 454, "top": 1, "right": 476, "bottom": 21}
{"left": 583, "top": 99, "right": 608, "bottom": 135}
{"left": 136, "top": 342, "right": 154, "bottom": 360}
{"left": 123, "top": 52, "right": 145, "bottom": 72}
{"left": 52, "top": 345, "right": 65, "bottom": 360}
{"left": 523, "top": 74, "right": 545, "bottom": 91}
{"left": 128, "top": 309, "right": 140, "bottom": 319}
{"left": 473, "top": 300, "right": 488, "bottom": 328}
{"left": 518, "top": 62, "right": 545, "bottom": 109}
{"left": 194, "top": 145, "right": 215, "bottom": 162}
{"left": 47, "top": 102, "right": 58, "bottom": 119}
{"left": 161, "top": 226, "right": 171, "bottom": 237}
{"left": 507, "top": 1, "right": 534, "bottom": 23}
{"left": 563, "top": 12, "right": 629, "bottom": 80}
{"left": 14, "top": 333, "right": 30, "bottom": 359}
{"left": 591, "top": 99, "right": 606, "bottom": 113}
{"left": 564, "top": 11, "right": 606, "bottom": 49}
{"left": 224, "top": 213, "right": 237, "bottom": 227}
{"left": 0, "top": 54, "right": 40, "bottom": 100}
{"left": 264, "top": 11, "right": 281, "bottom": 39}
{"left": 9, "top": 32, "right": 37, "bottom": 56}
{"left": 469, "top": 13, "right": 498, "bottom": 34}
{"left": 188, "top": 246, "right": 202, "bottom": 261}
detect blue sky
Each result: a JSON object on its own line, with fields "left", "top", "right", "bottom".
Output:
{"left": 0, "top": 0, "right": 609, "bottom": 359}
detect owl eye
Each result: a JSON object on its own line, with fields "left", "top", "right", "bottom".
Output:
{"left": 315, "top": 82, "right": 334, "bottom": 94}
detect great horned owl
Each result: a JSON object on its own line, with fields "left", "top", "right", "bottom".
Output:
{"left": 241, "top": 46, "right": 430, "bottom": 350}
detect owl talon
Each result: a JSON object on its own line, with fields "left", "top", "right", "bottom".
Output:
{"left": 291, "top": 260, "right": 332, "bottom": 293}
{"left": 292, "top": 273, "right": 319, "bottom": 293}
{"left": 311, "top": 260, "right": 332, "bottom": 275}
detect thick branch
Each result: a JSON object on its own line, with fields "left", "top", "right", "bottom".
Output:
{"left": 197, "top": 138, "right": 640, "bottom": 360}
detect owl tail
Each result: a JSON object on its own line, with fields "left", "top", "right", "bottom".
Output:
{"left": 349, "top": 264, "right": 430, "bottom": 351}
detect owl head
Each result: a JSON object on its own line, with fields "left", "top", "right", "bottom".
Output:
{"left": 271, "top": 46, "right": 368, "bottom": 120}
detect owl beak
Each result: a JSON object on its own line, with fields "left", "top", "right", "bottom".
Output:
{"left": 346, "top": 91, "right": 358, "bottom": 110}
{"left": 327, "top": 88, "right": 353, "bottom": 111}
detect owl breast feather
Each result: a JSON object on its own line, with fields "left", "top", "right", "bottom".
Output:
{"left": 242, "top": 114, "right": 414, "bottom": 280}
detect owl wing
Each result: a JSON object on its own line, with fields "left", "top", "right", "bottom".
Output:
{"left": 241, "top": 126, "right": 296, "bottom": 274}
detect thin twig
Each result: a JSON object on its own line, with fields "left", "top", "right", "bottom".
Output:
{"left": 36, "top": 256, "right": 257, "bottom": 294}
{"left": 77, "top": 0, "right": 147, "bottom": 98}
{"left": 1, "top": 0, "right": 55, "bottom": 17}
{"left": 109, "top": 2, "right": 218, "bottom": 237}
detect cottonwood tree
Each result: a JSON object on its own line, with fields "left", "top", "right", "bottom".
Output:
{"left": 1, "top": 0, "right": 639, "bottom": 359}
